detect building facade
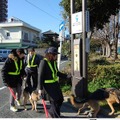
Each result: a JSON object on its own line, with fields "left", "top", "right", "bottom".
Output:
{"left": 0, "top": 17, "right": 42, "bottom": 49}
{"left": 0, "top": 0, "right": 8, "bottom": 22}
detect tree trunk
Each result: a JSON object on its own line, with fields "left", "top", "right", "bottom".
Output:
{"left": 106, "top": 43, "right": 111, "bottom": 57}
{"left": 101, "top": 40, "right": 111, "bottom": 57}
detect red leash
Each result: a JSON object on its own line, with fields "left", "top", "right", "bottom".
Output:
{"left": 41, "top": 96, "right": 49, "bottom": 118}
{"left": 8, "top": 87, "right": 17, "bottom": 100}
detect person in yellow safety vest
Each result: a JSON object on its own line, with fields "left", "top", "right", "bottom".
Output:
{"left": 38, "top": 47, "right": 72, "bottom": 118}
{"left": 1, "top": 48, "right": 26, "bottom": 112}
{"left": 25, "top": 47, "right": 42, "bottom": 94}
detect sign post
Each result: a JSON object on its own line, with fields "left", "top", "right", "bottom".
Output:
{"left": 70, "top": 0, "right": 89, "bottom": 98}
{"left": 57, "top": 21, "right": 65, "bottom": 69}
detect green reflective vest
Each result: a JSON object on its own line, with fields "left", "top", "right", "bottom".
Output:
{"left": 27, "top": 54, "right": 37, "bottom": 67}
{"left": 44, "top": 58, "right": 58, "bottom": 83}
{"left": 8, "top": 60, "right": 22, "bottom": 75}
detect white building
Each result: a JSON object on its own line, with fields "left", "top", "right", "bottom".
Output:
{"left": 0, "top": 17, "right": 42, "bottom": 49}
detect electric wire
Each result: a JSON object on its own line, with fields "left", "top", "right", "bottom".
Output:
{"left": 25, "top": 0, "right": 62, "bottom": 22}
{"left": 43, "top": 0, "right": 61, "bottom": 17}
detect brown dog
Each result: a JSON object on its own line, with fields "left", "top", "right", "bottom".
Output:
{"left": 70, "top": 88, "right": 120, "bottom": 118}
{"left": 23, "top": 87, "right": 40, "bottom": 111}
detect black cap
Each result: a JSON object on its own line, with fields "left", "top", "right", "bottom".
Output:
{"left": 28, "top": 47, "right": 35, "bottom": 52}
{"left": 16, "top": 48, "right": 25, "bottom": 54}
{"left": 45, "top": 47, "right": 60, "bottom": 54}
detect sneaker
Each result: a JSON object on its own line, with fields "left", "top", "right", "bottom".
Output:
{"left": 10, "top": 106, "right": 18, "bottom": 112}
{"left": 16, "top": 100, "right": 21, "bottom": 106}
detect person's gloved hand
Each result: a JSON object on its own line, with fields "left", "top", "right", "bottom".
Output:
{"left": 66, "top": 74, "right": 72, "bottom": 80}
{"left": 23, "top": 76, "right": 27, "bottom": 81}
{"left": 38, "top": 89, "right": 44, "bottom": 96}
{"left": 4, "top": 83, "right": 9, "bottom": 87}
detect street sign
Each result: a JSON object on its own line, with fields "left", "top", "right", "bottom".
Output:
{"left": 59, "top": 21, "right": 65, "bottom": 32}
{"left": 72, "top": 12, "right": 82, "bottom": 34}
{"left": 58, "top": 21, "right": 65, "bottom": 69}
{"left": 71, "top": 11, "right": 90, "bottom": 34}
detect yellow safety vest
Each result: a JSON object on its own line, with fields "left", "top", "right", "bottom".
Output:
{"left": 44, "top": 58, "right": 58, "bottom": 83}
{"left": 8, "top": 60, "right": 22, "bottom": 75}
{"left": 27, "top": 54, "right": 37, "bottom": 67}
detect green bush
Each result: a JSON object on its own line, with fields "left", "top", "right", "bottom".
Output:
{"left": 61, "top": 41, "right": 71, "bottom": 58}
{"left": 61, "top": 85, "right": 71, "bottom": 92}
{"left": 88, "top": 64, "right": 120, "bottom": 92}
{"left": 60, "top": 51, "right": 120, "bottom": 95}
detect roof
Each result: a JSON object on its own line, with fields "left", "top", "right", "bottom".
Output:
{"left": 42, "top": 30, "right": 59, "bottom": 36}
{"left": 0, "top": 17, "right": 41, "bottom": 32}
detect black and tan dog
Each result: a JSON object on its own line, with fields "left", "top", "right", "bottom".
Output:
{"left": 23, "top": 87, "right": 40, "bottom": 111}
{"left": 70, "top": 88, "right": 120, "bottom": 118}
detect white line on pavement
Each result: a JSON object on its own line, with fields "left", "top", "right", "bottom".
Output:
{"left": 0, "top": 86, "right": 6, "bottom": 91}
{"left": 60, "top": 61, "right": 67, "bottom": 65}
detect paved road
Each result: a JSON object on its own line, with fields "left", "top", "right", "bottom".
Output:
{"left": 0, "top": 61, "right": 118, "bottom": 118}
{"left": 0, "top": 61, "right": 77, "bottom": 118}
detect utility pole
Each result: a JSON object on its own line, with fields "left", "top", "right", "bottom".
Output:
{"left": 70, "top": 0, "right": 88, "bottom": 98}
{"left": 82, "top": 0, "right": 88, "bottom": 97}
{"left": 70, "top": 0, "right": 75, "bottom": 77}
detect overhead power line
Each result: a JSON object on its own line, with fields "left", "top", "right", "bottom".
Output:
{"left": 25, "top": 0, "right": 62, "bottom": 22}
{"left": 44, "top": 0, "right": 60, "bottom": 16}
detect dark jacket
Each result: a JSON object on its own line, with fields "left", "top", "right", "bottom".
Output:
{"left": 39, "top": 59, "right": 67, "bottom": 101}
{"left": 25, "top": 53, "right": 42, "bottom": 73}
{"left": 1, "top": 53, "right": 26, "bottom": 88}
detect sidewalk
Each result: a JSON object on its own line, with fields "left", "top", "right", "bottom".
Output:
{"left": 61, "top": 97, "right": 87, "bottom": 118}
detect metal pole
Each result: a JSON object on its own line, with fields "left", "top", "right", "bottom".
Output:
{"left": 70, "top": 0, "right": 75, "bottom": 76}
{"left": 82, "top": 0, "right": 87, "bottom": 97}
{"left": 57, "top": 40, "right": 62, "bottom": 70}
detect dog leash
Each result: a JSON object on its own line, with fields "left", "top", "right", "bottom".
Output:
{"left": 41, "top": 95, "right": 49, "bottom": 118}
{"left": 8, "top": 87, "right": 19, "bottom": 103}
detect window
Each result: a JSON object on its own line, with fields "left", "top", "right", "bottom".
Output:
{"left": 6, "top": 32, "right": 10, "bottom": 37}
{"left": 3, "top": 51, "right": 7, "bottom": 54}
{"left": 6, "top": 32, "right": 11, "bottom": 39}
{"left": 24, "top": 32, "right": 28, "bottom": 40}
{"left": 8, "top": 51, "right": 11, "bottom": 54}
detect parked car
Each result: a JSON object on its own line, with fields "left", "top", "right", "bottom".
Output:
{"left": 0, "top": 49, "right": 11, "bottom": 61}
{"left": 0, "top": 56, "right": 3, "bottom": 62}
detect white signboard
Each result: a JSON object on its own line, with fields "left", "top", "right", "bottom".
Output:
{"left": 71, "top": 11, "right": 90, "bottom": 34}
{"left": 72, "top": 12, "right": 82, "bottom": 34}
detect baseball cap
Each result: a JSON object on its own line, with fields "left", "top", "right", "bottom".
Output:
{"left": 28, "top": 47, "right": 35, "bottom": 52}
{"left": 45, "top": 47, "right": 60, "bottom": 54}
{"left": 16, "top": 48, "right": 25, "bottom": 54}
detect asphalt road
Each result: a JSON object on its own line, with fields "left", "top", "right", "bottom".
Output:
{"left": 0, "top": 62, "right": 47, "bottom": 118}
{"left": 0, "top": 61, "right": 72, "bottom": 118}
{"left": 0, "top": 61, "right": 117, "bottom": 118}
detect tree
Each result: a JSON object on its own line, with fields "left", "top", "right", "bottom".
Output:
{"left": 92, "top": 15, "right": 119, "bottom": 59}
{"left": 59, "top": 0, "right": 119, "bottom": 31}
{"left": 59, "top": 0, "right": 119, "bottom": 59}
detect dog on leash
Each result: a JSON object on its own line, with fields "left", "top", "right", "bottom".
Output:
{"left": 23, "top": 87, "right": 41, "bottom": 111}
{"left": 22, "top": 77, "right": 41, "bottom": 111}
{"left": 70, "top": 88, "right": 120, "bottom": 118}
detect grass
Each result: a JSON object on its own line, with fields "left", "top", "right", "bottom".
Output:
{"left": 61, "top": 53, "right": 120, "bottom": 116}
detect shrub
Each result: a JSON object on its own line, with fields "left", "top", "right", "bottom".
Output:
{"left": 88, "top": 64, "right": 120, "bottom": 92}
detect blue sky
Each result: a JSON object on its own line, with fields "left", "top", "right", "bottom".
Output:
{"left": 8, "top": 0, "right": 63, "bottom": 33}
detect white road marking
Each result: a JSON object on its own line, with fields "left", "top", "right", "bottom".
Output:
{"left": 0, "top": 86, "right": 6, "bottom": 90}
{"left": 60, "top": 61, "right": 67, "bottom": 64}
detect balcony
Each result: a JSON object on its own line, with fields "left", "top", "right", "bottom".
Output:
{"left": 0, "top": 38, "right": 21, "bottom": 43}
